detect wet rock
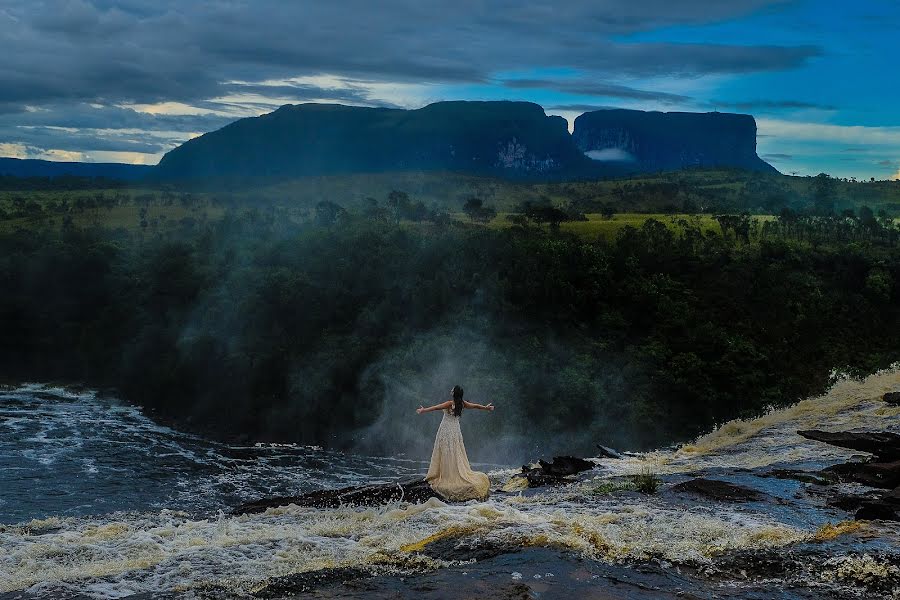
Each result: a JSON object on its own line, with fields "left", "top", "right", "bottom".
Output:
{"left": 417, "top": 535, "right": 519, "bottom": 562}
{"left": 253, "top": 567, "right": 371, "bottom": 598}
{"left": 765, "top": 468, "right": 836, "bottom": 486}
{"left": 670, "top": 478, "right": 762, "bottom": 502}
{"left": 825, "top": 459, "right": 900, "bottom": 489}
{"left": 596, "top": 444, "right": 623, "bottom": 459}
{"left": 855, "top": 486, "right": 900, "bottom": 521}
{"left": 855, "top": 501, "right": 900, "bottom": 521}
{"left": 826, "top": 491, "right": 883, "bottom": 512}
{"left": 883, "top": 391, "right": 900, "bottom": 405}
{"left": 518, "top": 455, "right": 595, "bottom": 488}
{"left": 519, "top": 467, "right": 565, "bottom": 488}
{"left": 537, "top": 456, "right": 595, "bottom": 477}
{"left": 797, "top": 430, "right": 900, "bottom": 461}
{"left": 232, "top": 479, "right": 441, "bottom": 514}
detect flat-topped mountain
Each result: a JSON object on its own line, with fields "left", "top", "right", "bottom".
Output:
{"left": 153, "top": 101, "right": 594, "bottom": 181}
{"left": 573, "top": 109, "right": 777, "bottom": 173}
{"left": 149, "top": 101, "right": 776, "bottom": 181}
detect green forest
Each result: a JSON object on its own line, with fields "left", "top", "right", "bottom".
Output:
{"left": 2, "top": 171, "right": 898, "bottom": 456}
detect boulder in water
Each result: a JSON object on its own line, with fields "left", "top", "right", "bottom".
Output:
{"left": 517, "top": 455, "right": 595, "bottom": 488}
{"left": 883, "top": 391, "right": 900, "bottom": 405}
{"left": 855, "top": 501, "right": 900, "bottom": 521}
{"left": 537, "top": 456, "right": 595, "bottom": 477}
{"left": 797, "top": 430, "right": 900, "bottom": 461}
{"left": 671, "top": 478, "right": 762, "bottom": 502}
{"left": 855, "top": 487, "right": 900, "bottom": 521}
{"left": 596, "top": 444, "right": 624, "bottom": 459}
{"left": 766, "top": 468, "right": 836, "bottom": 486}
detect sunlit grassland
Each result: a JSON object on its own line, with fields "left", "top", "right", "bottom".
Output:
{"left": 0, "top": 188, "right": 227, "bottom": 233}
{"left": 448, "top": 212, "right": 777, "bottom": 240}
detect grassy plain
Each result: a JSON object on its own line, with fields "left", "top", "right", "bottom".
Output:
{"left": 1, "top": 168, "right": 898, "bottom": 235}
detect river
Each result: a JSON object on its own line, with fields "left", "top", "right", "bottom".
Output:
{"left": 1, "top": 368, "right": 899, "bottom": 598}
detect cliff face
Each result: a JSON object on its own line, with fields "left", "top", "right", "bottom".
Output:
{"left": 572, "top": 109, "right": 777, "bottom": 173}
{"left": 153, "top": 101, "right": 592, "bottom": 180}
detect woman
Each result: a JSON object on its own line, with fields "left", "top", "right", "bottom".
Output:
{"left": 416, "top": 385, "right": 494, "bottom": 501}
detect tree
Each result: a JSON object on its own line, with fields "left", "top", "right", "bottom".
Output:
{"left": 811, "top": 173, "right": 836, "bottom": 215}
{"left": 363, "top": 197, "right": 389, "bottom": 223}
{"left": 521, "top": 202, "right": 569, "bottom": 231}
{"left": 387, "top": 190, "right": 411, "bottom": 223}
{"left": 859, "top": 205, "right": 876, "bottom": 228}
{"left": 314, "top": 200, "right": 347, "bottom": 227}
{"left": 462, "top": 197, "right": 497, "bottom": 224}
{"left": 600, "top": 202, "right": 617, "bottom": 219}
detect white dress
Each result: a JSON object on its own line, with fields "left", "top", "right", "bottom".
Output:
{"left": 425, "top": 408, "right": 490, "bottom": 501}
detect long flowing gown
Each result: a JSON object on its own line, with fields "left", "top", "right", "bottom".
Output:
{"left": 425, "top": 407, "right": 490, "bottom": 501}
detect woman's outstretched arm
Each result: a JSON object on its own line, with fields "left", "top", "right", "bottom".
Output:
{"left": 463, "top": 400, "right": 495, "bottom": 411}
{"left": 416, "top": 400, "right": 453, "bottom": 414}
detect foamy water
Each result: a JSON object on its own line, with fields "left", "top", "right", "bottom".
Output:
{"left": 1, "top": 367, "right": 899, "bottom": 598}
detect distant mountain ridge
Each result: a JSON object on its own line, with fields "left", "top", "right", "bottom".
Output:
{"left": 0, "top": 157, "right": 152, "bottom": 180}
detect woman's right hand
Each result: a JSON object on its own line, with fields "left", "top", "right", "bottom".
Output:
{"left": 485, "top": 402, "right": 494, "bottom": 411}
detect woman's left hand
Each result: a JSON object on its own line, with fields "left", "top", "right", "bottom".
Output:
{"left": 416, "top": 405, "right": 426, "bottom": 414}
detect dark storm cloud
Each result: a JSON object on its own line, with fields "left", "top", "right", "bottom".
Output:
{"left": 1, "top": 0, "right": 814, "bottom": 108}
{"left": 504, "top": 79, "right": 692, "bottom": 103}
{"left": 762, "top": 153, "right": 793, "bottom": 160}
{"left": 4, "top": 126, "right": 173, "bottom": 154}
{"left": 0, "top": 104, "right": 234, "bottom": 133}
{"left": 218, "top": 82, "right": 400, "bottom": 108}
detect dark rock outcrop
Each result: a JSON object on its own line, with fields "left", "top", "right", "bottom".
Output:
{"left": 856, "top": 500, "right": 900, "bottom": 521}
{"left": 798, "top": 430, "right": 900, "bottom": 461}
{"left": 825, "top": 459, "right": 900, "bottom": 490}
{"left": 519, "top": 455, "right": 595, "bottom": 487}
{"left": 253, "top": 567, "right": 372, "bottom": 598}
{"left": 573, "top": 109, "right": 776, "bottom": 174}
{"left": 765, "top": 468, "right": 836, "bottom": 486}
{"left": 537, "top": 456, "right": 595, "bottom": 477}
{"left": 232, "top": 479, "right": 441, "bottom": 514}
{"left": 855, "top": 486, "right": 900, "bottom": 520}
{"left": 671, "top": 478, "right": 762, "bottom": 502}
{"left": 153, "top": 101, "right": 593, "bottom": 181}
{"left": 800, "top": 429, "right": 900, "bottom": 521}
{"left": 883, "top": 391, "right": 900, "bottom": 405}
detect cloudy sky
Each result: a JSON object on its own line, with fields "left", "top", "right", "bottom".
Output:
{"left": 1, "top": 0, "right": 898, "bottom": 179}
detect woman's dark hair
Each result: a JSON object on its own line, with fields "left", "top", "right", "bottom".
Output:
{"left": 452, "top": 385, "right": 464, "bottom": 416}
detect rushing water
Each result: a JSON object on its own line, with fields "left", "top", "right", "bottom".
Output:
{"left": 1, "top": 369, "right": 899, "bottom": 598}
